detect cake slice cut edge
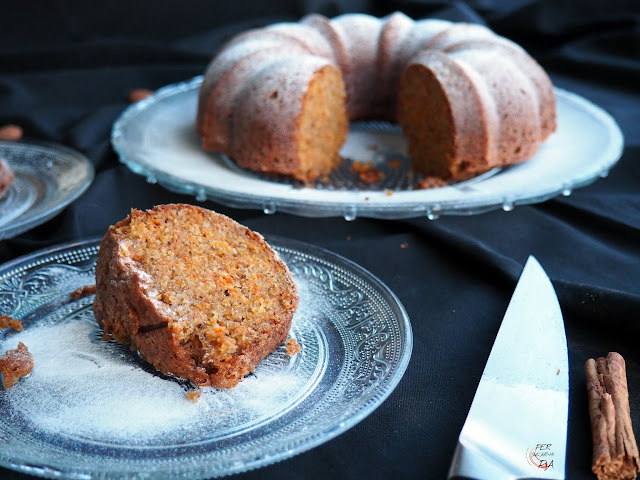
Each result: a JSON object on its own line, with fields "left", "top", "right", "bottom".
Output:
{"left": 93, "top": 204, "right": 299, "bottom": 389}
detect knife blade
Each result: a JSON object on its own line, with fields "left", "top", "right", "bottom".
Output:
{"left": 448, "top": 256, "right": 568, "bottom": 480}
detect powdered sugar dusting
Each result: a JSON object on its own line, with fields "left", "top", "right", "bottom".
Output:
{"left": 1, "top": 292, "right": 318, "bottom": 446}
{"left": 0, "top": 237, "right": 411, "bottom": 477}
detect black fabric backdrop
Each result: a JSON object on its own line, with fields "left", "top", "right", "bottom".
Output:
{"left": 1, "top": 0, "right": 639, "bottom": 479}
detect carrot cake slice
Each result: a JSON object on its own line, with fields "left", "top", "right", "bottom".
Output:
{"left": 93, "top": 204, "right": 299, "bottom": 389}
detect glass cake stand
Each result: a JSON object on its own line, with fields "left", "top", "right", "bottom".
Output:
{"left": 0, "top": 140, "right": 94, "bottom": 239}
{"left": 112, "top": 76, "right": 623, "bottom": 220}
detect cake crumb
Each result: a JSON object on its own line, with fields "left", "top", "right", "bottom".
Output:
{"left": 0, "top": 314, "right": 23, "bottom": 332}
{"left": 351, "top": 161, "right": 384, "bottom": 184}
{"left": 400, "top": 242, "right": 408, "bottom": 249}
{"left": 286, "top": 338, "right": 301, "bottom": 356}
{"left": 93, "top": 204, "right": 299, "bottom": 389}
{"left": 415, "top": 176, "right": 449, "bottom": 190}
{"left": 128, "top": 88, "right": 154, "bottom": 103}
{"left": 388, "top": 159, "right": 403, "bottom": 169}
{"left": 186, "top": 389, "right": 202, "bottom": 403}
{"left": 0, "top": 342, "right": 34, "bottom": 389}
{"left": 385, "top": 189, "right": 394, "bottom": 196}
{"left": 70, "top": 284, "right": 97, "bottom": 299}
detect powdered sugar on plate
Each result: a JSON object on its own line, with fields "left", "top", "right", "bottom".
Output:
{"left": 0, "top": 280, "right": 320, "bottom": 447}
{"left": 0, "top": 237, "right": 411, "bottom": 478}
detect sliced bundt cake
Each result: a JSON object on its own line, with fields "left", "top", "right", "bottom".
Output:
{"left": 196, "top": 12, "right": 556, "bottom": 183}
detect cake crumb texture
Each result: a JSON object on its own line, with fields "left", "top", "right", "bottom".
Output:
{"left": 186, "top": 389, "right": 202, "bottom": 403}
{"left": 93, "top": 204, "right": 299, "bottom": 389}
{"left": 286, "top": 338, "right": 301, "bottom": 356}
{"left": 70, "top": 284, "right": 97, "bottom": 299}
{"left": 0, "top": 314, "right": 23, "bottom": 332}
{"left": 0, "top": 342, "right": 34, "bottom": 389}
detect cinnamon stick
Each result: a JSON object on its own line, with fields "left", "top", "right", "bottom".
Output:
{"left": 586, "top": 352, "right": 640, "bottom": 480}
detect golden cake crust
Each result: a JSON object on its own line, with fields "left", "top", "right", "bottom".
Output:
{"left": 197, "top": 12, "right": 556, "bottom": 184}
{"left": 0, "top": 342, "right": 34, "bottom": 389}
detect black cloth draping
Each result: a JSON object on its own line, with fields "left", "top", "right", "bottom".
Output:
{"left": 1, "top": 1, "right": 639, "bottom": 479}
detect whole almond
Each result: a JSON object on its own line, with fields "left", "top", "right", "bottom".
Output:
{"left": 128, "top": 88, "right": 154, "bottom": 103}
{"left": 0, "top": 125, "right": 23, "bottom": 141}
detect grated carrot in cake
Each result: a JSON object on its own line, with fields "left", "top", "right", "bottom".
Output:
{"left": 93, "top": 204, "right": 299, "bottom": 389}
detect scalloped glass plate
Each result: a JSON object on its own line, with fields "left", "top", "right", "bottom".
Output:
{"left": 0, "top": 140, "right": 94, "bottom": 239}
{"left": 112, "top": 76, "right": 623, "bottom": 220}
{"left": 0, "top": 237, "right": 412, "bottom": 479}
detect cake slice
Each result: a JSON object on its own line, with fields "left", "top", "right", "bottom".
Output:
{"left": 93, "top": 204, "right": 299, "bottom": 389}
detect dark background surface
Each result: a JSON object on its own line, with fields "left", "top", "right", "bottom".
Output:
{"left": 1, "top": 0, "right": 639, "bottom": 479}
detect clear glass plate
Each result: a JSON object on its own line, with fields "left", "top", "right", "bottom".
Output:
{"left": 112, "top": 76, "right": 623, "bottom": 220}
{"left": 0, "top": 140, "right": 94, "bottom": 240}
{"left": 0, "top": 237, "right": 412, "bottom": 479}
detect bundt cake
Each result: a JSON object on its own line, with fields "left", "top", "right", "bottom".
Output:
{"left": 196, "top": 12, "right": 556, "bottom": 183}
{"left": 93, "top": 204, "right": 299, "bottom": 389}
{"left": 0, "top": 157, "right": 14, "bottom": 198}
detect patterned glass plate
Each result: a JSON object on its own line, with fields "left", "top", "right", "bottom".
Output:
{"left": 0, "top": 140, "right": 94, "bottom": 240}
{"left": 0, "top": 237, "right": 412, "bottom": 479}
{"left": 112, "top": 76, "right": 623, "bottom": 220}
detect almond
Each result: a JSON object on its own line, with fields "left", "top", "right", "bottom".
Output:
{"left": 0, "top": 124, "right": 23, "bottom": 141}
{"left": 128, "top": 88, "right": 154, "bottom": 103}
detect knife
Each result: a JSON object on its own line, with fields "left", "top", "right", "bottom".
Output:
{"left": 448, "top": 256, "right": 568, "bottom": 480}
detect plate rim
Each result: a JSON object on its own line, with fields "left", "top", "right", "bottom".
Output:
{"left": 111, "top": 76, "right": 624, "bottom": 220}
{"left": 0, "top": 139, "right": 95, "bottom": 240}
{"left": 0, "top": 235, "right": 413, "bottom": 479}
